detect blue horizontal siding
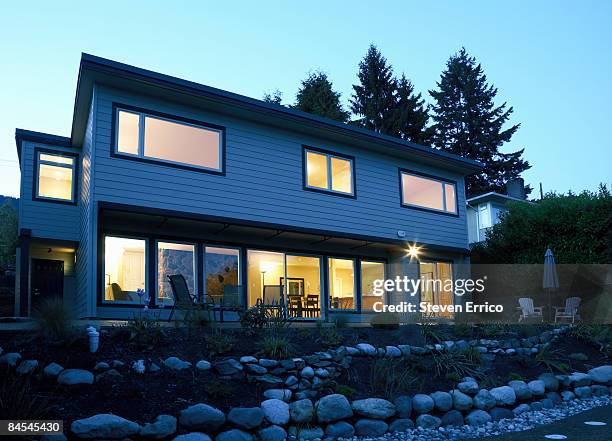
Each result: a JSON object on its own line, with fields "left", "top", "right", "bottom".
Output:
{"left": 19, "top": 141, "right": 80, "bottom": 241}
{"left": 92, "top": 86, "right": 469, "bottom": 250}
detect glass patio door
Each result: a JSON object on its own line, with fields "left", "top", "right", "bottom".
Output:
{"left": 419, "top": 261, "right": 454, "bottom": 318}
{"left": 247, "top": 250, "right": 322, "bottom": 319}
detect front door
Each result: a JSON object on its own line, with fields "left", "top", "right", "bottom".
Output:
{"left": 31, "top": 258, "right": 64, "bottom": 312}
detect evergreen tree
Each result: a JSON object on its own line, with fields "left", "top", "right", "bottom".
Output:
{"left": 390, "top": 74, "right": 430, "bottom": 144}
{"left": 0, "top": 202, "right": 18, "bottom": 270}
{"left": 351, "top": 45, "right": 430, "bottom": 144}
{"left": 293, "top": 72, "right": 349, "bottom": 122}
{"left": 263, "top": 89, "right": 283, "bottom": 105}
{"left": 429, "top": 48, "right": 530, "bottom": 197}
{"left": 350, "top": 45, "right": 397, "bottom": 133}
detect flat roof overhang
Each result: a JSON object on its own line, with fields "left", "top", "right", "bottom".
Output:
{"left": 72, "top": 54, "right": 483, "bottom": 176}
{"left": 98, "top": 202, "right": 470, "bottom": 257}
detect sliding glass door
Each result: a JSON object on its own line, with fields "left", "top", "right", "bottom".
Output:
{"left": 419, "top": 261, "right": 454, "bottom": 318}
{"left": 247, "top": 250, "right": 322, "bottom": 319}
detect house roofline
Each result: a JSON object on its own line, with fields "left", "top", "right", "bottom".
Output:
{"left": 467, "top": 191, "right": 534, "bottom": 204}
{"left": 71, "top": 53, "right": 483, "bottom": 175}
{"left": 14, "top": 128, "right": 72, "bottom": 165}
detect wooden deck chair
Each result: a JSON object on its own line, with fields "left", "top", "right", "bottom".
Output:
{"left": 518, "top": 297, "right": 544, "bottom": 322}
{"left": 554, "top": 297, "right": 581, "bottom": 323}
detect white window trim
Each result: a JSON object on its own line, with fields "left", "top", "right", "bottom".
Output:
{"left": 305, "top": 149, "right": 354, "bottom": 196}
{"left": 102, "top": 235, "right": 148, "bottom": 305}
{"left": 115, "top": 108, "right": 224, "bottom": 173}
{"left": 400, "top": 171, "right": 457, "bottom": 214}
{"left": 35, "top": 151, "right": 77, "bottom": 203}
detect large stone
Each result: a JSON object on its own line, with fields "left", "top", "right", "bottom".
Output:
{"left": 325, "top": 421, "right": 355, "bottom": 438}
{"left": 140, "top": 415, "right": 177, "bottom": 439}
{"left": 257, "top": 425, "right": 287, "bottom": 441}
{"left": 569, "top": 372, "right": 592, "bottom": 387}
{"left": 164, "top": 357, "right": 192, "bottom": 371}
{"left": 473, "top": 389, "right": 496, "bottom": 410}
{"left": 388, "top": 419, "right": 414, "bottom": 432}
{"left": 416, "top": 414, "right": 441, "bottom": 429}
{"left": 412, "top": 393, "right": 434, "bottom": 414}
{"left": 574, "top": 386, "right": 592, "bottom": 398}
{"left": 489, "top": 407, "right": 514, "bottom": 421}
{"left": 394, "top": 395, "right": 412, "bottom": 418}
{"left": 259, "top": 359, "right": 279, "bottom": 368}
{"left": 95, "top": 369, "right": 122, "bottom": 383}
{"left": 264, "top": 389, "right": 292, "bottom": 402}
{"left": 512, "top": 404, "right": 531, "bottom": 415}
{"left": 16, "top": 359, "right": 38, "bottom": 375}
{"left": 591, "top": 385, "right": 609, "bottom": 396}
{"left": 546, "top": 391, "right": 562, "bottom": 405}
{"left": 289, "top": 399, "right": 314, "bottom": 423}
{"left": 356, "top": 343, "right": 377, "bottom": 356}
{"left": 227, "top": 407, "right": 264, "bottom": 430}
{"left": 508, "top": 381, "right": 532, "bottom": 400}
{"left": 213, "top": 359, "right": 243, "bottom": 376}
{"left": 173, "top": 434, "right": 212, "bottom": 441}
{"left": 588, "top": 365, "right": 612, "bottom": 384}
{"left": 94, "top": 362, "right": 110, "bottom": 371}
{"left": 300, "top": 366, "right": 314, "bottom": 378}
{"left": 354, "top": 419, "right": 388, "bottom": 436}
{"left": 527, "top": 380, "right": 546, "bottom": 396}
{"left": 431, "top": 391, "right": 453, "bottom": 412}
{"left": 196, "top": 360, "right": 212, "bottom": 371}
{"left": 43, "top": 362, "right": 64, "bottom": 378}
{"left": 316, "top": 394, "right": 353, "bottom": 423}
{"left": 58, "top": 369, "right": 94, "bottom": 386}
{"left": 451, "top": 389, "right": 472, "bottom": 411}
{"left": 441, "top": 410, "right": 464, "bottom": 426}
{"left": 179, "top": 403, "right": 226, "bottom": 432}
{"left": 385, "top": 346, "right": 402, "bottom": 357}
{"left": 240, "top": 356, "right": 258, "bottom": 364}
{"left": 216, "top": 429, "right": 252, "bottom": 441}
{"left": 489, "top": 386, "right": 516, "bottom": 406}
{"left": 457, "top": 380, "right": 479, "bottom": 395}
{"left": 465, "top": 409, "right": 492, "bottom": 426}
{"left": 71, "top": 414, "right": 140, "bottom": 439}
{"left": 561, "top": 391, "right": 575, "bottom": 401}
{"left": 261, "top": 399, "right": 289, "bottom": 425}
{"left": 539, "top": 373, "right": 560, "bottom": 391}
{"left": 288, "top": 426, "right": 323, "bottom": 440}
{"left": 0, "top": 352, "right": 21, "bottom": 368}
{"left": 351, "top": 398, "right": 396, "bottom": 419}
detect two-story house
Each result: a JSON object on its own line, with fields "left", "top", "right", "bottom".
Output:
{"left": 14, "top": 54, "right": 482, "bottom": 322}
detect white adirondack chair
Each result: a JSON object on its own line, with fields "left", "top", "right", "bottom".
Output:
{"left": 518, "top": 297, "right": 544, "bottom": 322}
{"left": 554, "top": 297, "right": 581, "bottom": 323}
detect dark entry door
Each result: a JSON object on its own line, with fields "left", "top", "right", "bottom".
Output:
{"left": 31, "top": 259, "right": 64, "bottom": 312}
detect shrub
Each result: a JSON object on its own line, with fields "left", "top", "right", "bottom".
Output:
{"left": 457, "top": 347, "right": 483, "bottom": 365}
{"left": 258, "top": 334, "right": 293, "bottom": 359}
{"left": 334, "top": 384, "right": 357, "bottom": 399}
{"left": 508, "top": 372, "right": 525, "bottom": 381}
{"left": 127, "top": 313, "right": 165, "bottom": 345}
{"left": 369, "top": 358, "right": 422, "bottom": 399}
{"left": 318, "top": 327, "right": 343, "bottom": 348}
{"left": 453, "top": 323, "right": 473, "bottom": 339}
{"left": 535, "top": 346, "right": 569, "bottom": 373}
{"left": 431, "top": 350, "right": 480, "bottom": 380}
{"left": 33, "top": 297, "right": 73, "bottom": 341}
{"left": 205, "top": 330, "right": 236, "bottom": 356}
{"left": 419, "top": 317, "right": 449, "bottom": 344}
{"left": 203, "top": 380, "right": 237, "bottom": 399}
{"left": 0, "top": 371, "right": 51, "bottom": 419}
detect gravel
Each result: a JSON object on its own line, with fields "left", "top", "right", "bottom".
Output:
{"left": 343, "top": 395, "right": 612, "bottom": 441}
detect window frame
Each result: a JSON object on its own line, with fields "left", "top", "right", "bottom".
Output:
{"left": 111, "top": 103, "right": 226, "bottom": 175}
{"left": 327, "top": 256, "right": 358, "bottom": 312}
{"left": 203, "top": 244, "right": 242, "bottom": 306}
{"left": 360, "top": 259, "right": 387, "bottom": 312}
{"left": 398, "top": 168, "right": 459, "bottom": 216}
{"left": 101, "top": 234, "right": 149, "bottom": 306}
{"left": 32, "top": 147, "right": 79, "bottom": 205}
{"left": 302, "top": 145, "right": 356, "bottom": 198}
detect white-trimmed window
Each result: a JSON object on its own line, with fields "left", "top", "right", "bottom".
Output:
{"left": 35, "top": 151, "right": 76, "bottom": 203}
{"left": 103, "top": 236, "right": 147, "bottom": 304}
{"left": 304, "top": 148, "right": 354, "bottom": 195}
{"left": 115, "top": 107, "right": 224, "bottom": 172}
{"left": 328, "top": 257, "right": 356, "bottom": 310}
{"left": 400, "top": 171, "right": 457, "bottom": 214}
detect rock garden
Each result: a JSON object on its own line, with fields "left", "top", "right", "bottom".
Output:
{"left": 1, "top": 311, "right": 611, "bottom": 441}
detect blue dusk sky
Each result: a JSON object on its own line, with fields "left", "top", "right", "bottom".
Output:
{"left": 0, "top": 1, "right": 610, "bottom": 198}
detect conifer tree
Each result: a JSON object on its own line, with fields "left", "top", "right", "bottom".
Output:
{"left": 293, "top": 71, "right": 349, "bottom": 122}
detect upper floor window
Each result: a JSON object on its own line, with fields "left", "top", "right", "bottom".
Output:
{"left": 400, "top": 170, "right": 457, "bottom": 214}
{"left": 114, "top": 106, "right": 224, "bottom": 173}
{"left": 303, "top": 147, "right": 354, "bottom": 196}
{"left": 35, "top": 150, "right": 77, "bottom": 203}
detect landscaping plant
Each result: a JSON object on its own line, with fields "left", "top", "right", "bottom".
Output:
{"left": 33, "top": 297, "right": 73, "bottom": 342}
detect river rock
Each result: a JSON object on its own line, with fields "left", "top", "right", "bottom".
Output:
{"left": 588, "top": 365, "right": 612, "bottom": 384}
{"left": 289, "top": 399, "right": 313, "bottom": 423}
{"left": 227, "top": 407, "right": 264, "bottom": 430}
{"left": 164, "top": 357, "right": 192, "bottom": 371}
{"left": 388, "top": 419, "right": 414, "bottom": 432}
{"left": 431, "top": 391, "right": 453, "bottom": 412}
{"left": 574, "top": 386, "right": 592, "bottom": 398}
{"left": 473, "top": 389, "right": 496, "bottom": 410}
{"left": 465, "top": 409, "right": 492, "bottom": 425}
{"left": 179, "top": 403, "right": 226, "bottom": 432}
{"left": 216, "top": 429, "right": 252, "bottom": 441}
{"left": 356, "top": 343, "right": 376, "bottom": 356}
{"left": 264, "top": 389, "right": 292, "bottom": 402}
{"left": 441, "top": 410, "right": 464, "bottom": 426}
{"left": 257, "top": 426, "right": 286, "bottom": 441}
{"left": 316, "top": 394, "right": 353, "bottom": 423}
{"left": 261, "top": 399, "right": 289, "bottom": 425}
{"left": 354, "top": 419, "right": 388, "bottom": 436}
{"left": 58, "top": 369, "right": 94, "bottom": 386}
{"left": 490, "top": 386, "right": 516, "bottom": 406}
{"left": 71, "top": 414, "right": 140, "bottom": 439}
{"left": 351, "top": 398, "right": 396, "bottom": 419}
{"left": 213, "top": 359, "right": 243, "bottom": 376}
{"left": 569, "top": 372, "right": 592, "bottom": 387}
{"left": 140, "top": 415, "right": 177, "bottom": 439}
{"left": 173, "top": 434, "right": 212, "bottom": 441}
{"left": 394, "top": 395, "right": 412, "bottom": 418}
{"left": 0, "top": 352, "right": 21, "bottom": 367}
{"left": 539, "top": 373, "right": 560, "bottom": 391}
{"left": 43, "top": 362, "right": 64, "bottom": 378}
{"left": 508, "top": 380, "right": 532, "bottom": 400}
{"left": 16, "top": 359, "right": 38, "bottom": 375}
{"left": 325, "top": 421, "right": 355, "bottom": 438}
{"left": 416, "top": 414, "right": 441, "bottom": 429}
{"left": 457, "top": 380, "right": 479, "bottom": 394}
{"left": 527, "top": 380, "right": 546, "bottom": 396}
{"left": 451, "top": 389, "right": 472, "bottom": 411}
{"left": 412, "top": 394, "right": 434, "bottom": 414}
{"left": 489, "top": 407, "right": 514, "bottom": 421}
{"left": 196, "top": 360, "right": 212, "bottom": 371}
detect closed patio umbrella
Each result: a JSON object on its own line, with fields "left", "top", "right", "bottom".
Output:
{"left": 543, "top": 248, "right": 559, "bottom": 322}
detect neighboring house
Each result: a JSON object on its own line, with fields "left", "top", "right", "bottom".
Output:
{"left": 14, "top": 54, "right": 482, "bottom": 322}
{"left": 466, "top": 178, "right": 532, "bottom": 244}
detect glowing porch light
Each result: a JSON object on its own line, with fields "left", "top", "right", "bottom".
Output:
{"left": 406, "top": 243, "right": 421, "bottom": 260}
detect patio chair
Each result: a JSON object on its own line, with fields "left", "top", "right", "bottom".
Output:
{"left": 518, "top": 297, "right": 544, "bottom": 322}
{"left": 212, "top": 284, "right": 243, "bottom": 322}
{"left": 554, "top": 297, "right": 581, "bottom": 323}
{"left": 167, "top": 274, "right": 213, "bottom": 322}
